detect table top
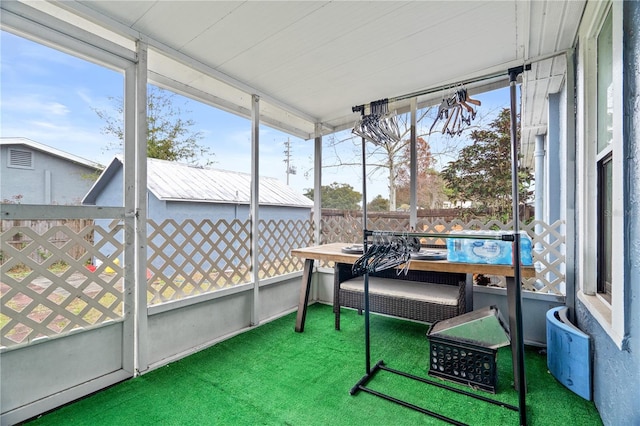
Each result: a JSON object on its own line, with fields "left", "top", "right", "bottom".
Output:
{"left": 291, "top": 242, "right": 535, "bottom": 278}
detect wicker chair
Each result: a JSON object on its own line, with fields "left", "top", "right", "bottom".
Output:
{"left": 333, "top": 263, "right": 466, "bottom": 330}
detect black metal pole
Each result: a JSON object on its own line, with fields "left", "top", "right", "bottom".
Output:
{"left": 352, "top": 105, "right": 372, "bottom": 374}
{"left": 508, "top": 65, "right": 529, "bottom": 426}
{"left": 360, "top": 130, "right": 372, "bottom": 375}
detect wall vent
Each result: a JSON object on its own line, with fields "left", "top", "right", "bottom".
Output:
{"left": 8, "top": 148, "right": 34, "bottom": 169}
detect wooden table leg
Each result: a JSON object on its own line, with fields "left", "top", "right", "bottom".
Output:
{"left": 294, "top": 258, "right": 314, "bottom": 332}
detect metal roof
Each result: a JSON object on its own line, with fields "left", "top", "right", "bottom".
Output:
{"left": 85, "top": 156, "right": 313, "bottom": 208}
{"left": 0, "top": 137, "right": 103, "bottom": 170}
{"left": 1, "top": 1, "right": 587, "bottom": 168}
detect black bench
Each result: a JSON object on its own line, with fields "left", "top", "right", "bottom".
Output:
{"left": 333, "top": 263, "right": 466, "bottom": 330}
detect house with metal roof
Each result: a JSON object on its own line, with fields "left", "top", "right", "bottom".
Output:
{"left": 83, "top": 156, "right": 313, "bottom": 277}
{"left": 0, "top": 137, "right": 103, "bottom": 205}
{"left": 83, "top": 156, "right": 313, "bottom": 222}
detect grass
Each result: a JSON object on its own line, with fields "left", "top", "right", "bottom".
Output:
{"left": 26, "top": 304, "right": 602, "bottom": 425}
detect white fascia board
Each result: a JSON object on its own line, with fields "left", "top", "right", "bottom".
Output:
{"left": 150, "top": 72, "right": 314, "bottom": 140}
{"left": 1, "top": 1, "right": 135, "bottom": 69}
{"left": 0, "top": 204, "right": 125, "bottom": 220}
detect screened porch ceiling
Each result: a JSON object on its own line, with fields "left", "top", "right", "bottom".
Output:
{"left": 5, "top": 1, "right": 586, "bottom": 167}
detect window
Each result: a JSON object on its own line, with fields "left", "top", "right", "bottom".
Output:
{"left": 596, "top": 9, "right": 613, "bottom": 304}
{"left": 8, "top": 148, "right": 34, "bottom": 169}
{"left": 597, "top": 153, "right": 612, "bottom": 303}
{"left": 577, "top": 0, "right": 625, "bottom": 346}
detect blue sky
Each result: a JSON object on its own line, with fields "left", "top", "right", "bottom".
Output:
{"left": 1, "top": 30, "right": 511, "bottom": 202}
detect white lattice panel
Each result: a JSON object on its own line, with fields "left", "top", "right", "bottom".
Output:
{"left": 259, "top": 219, "right": 313, "bottom": 278}
{"left": 321, "top": 215, "right": 361, "bottom": 244}
{"left": 146, "top": 219, "right": 252, "bottom": 305}
{"left": 522, "top": 220, "right": 566, "bottom": 294}
{"left": 1, "top": 222, "right": 124, "bottom": 348}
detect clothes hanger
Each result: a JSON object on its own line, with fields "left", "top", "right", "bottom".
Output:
{"left": 352, "top": 100, "right": 402, "bottom": 146}
{"left": 429, "top": 86, "right": 481, "bottom": 135}
{"left": 442, "top": 105, "right": 459, "bottom": 134}
{"left": 458, "top": 88, "right": 481, "bottom": 106}
{"left": 429, "top": 96, "right": 458, "bottom": 134}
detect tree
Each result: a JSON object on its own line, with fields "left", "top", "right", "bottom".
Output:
{"left": 94, "top": 86, "right": 214, "bottom": 166}
{"left": 325, "top": 109, "right": 432, "bottom": 211}
{"left": 395, "top": 137, "right": 447, "bottom": 209}
{"left": 324, "top": 105, "right": 482, "bottom": 211}
{"left": 367, "top": 195, "right": 390, "bottom": 212}
{"left": 304, "top": 183, "right": 362, "bottom": 210}
{"left": 440, "top": 108, "right": 533, "bottom": 217}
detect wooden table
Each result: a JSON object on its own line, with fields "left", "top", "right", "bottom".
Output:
{"left": 292, "top": 242, "right": 534, "bottom": 332}
{"left": 291, "top": 242, "right": 535, "bottom": 389}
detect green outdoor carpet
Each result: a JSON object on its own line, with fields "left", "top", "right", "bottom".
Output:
{"left": 26, "top": 304, "right": 602, "bottom": 425}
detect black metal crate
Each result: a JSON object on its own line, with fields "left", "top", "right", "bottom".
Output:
{"left": 428, "top": 336, "right": 498, "bottom": 393}
{"left": 426, "top": 306, "right": 510, "bottom": 394}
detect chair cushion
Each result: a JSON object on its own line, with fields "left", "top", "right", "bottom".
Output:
{"left": 340, "top": 276, "right": 459, "bottom": 306}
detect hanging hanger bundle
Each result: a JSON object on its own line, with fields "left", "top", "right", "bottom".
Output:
{"left": 428, "top": 87, "right": 481, "bottom": 136}
{"left": 352, "top": 99, "right": 402, "bottom": 145}
{"left": 351, "top": 232, "right": 421, "bottom": 276}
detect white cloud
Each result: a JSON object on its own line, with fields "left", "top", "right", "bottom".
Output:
{"left": 28, "top": 120, "right": 66, "bottom": 130}
{"left": 76, "top": 89, "right": 94, "bottom": 106}
{"left": 2, "top": 94, "right": 70, "bottom": 116}
{"left": 47, "top": 102, "right": 70, "bottom": 116}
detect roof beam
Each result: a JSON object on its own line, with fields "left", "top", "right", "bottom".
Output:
{"left": 150, "top": 72, "right": 315, "bottom": 140}
{"left": 51, "top": 0, "right": 331, "bottom": 137}
{"left": 1, "top": 1, "right": 135, "bottom": 69}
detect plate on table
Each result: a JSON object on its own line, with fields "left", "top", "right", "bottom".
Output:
{"left": 341, "top": 244, "right": 364, "bottom": 254}
{"left": 410, "top": 249, "right": 447, "bottom": 260}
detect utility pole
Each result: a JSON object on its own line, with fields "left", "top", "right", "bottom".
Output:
{"left": 283, "top": 137, "right": 296, "bottom": 185}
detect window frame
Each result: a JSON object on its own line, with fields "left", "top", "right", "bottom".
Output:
{"left": 576, "top": 0, "right": 626, "bottom": 348}
{"left": 596, "top": 151, "right": 612, "bottom": 303}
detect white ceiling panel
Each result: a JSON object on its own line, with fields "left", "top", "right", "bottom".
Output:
{"left": 77, "top": 0, "right": 154, "bottom": 28}
{"left": 181, "top": 2, "right": 328, "bottom": 67}
{"left": 214, "top": 2, "right": 407, "bottom": 88}
{"left": 134, "top": 2, "right": 242, "bottom": 50}
{"left": 9, "top": 0, "right": 586, "bottom": 152}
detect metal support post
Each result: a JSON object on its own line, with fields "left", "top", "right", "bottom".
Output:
{"left": 508, "top": 64, "right": 530, "bottom": 426}
{"left": 250, "top": 94, "right": 260, "bottom": 326}
{"left": 410, "top": 98, "right": 418, "bottom": 230}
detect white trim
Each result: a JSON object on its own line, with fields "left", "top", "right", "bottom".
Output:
{"left": 121, "top": 62, "right": 136, "bottom": 376}
{"left": 134, "top": 41, "right": 149, "bottom": 375}
{"left": 576, "top": 0, "right": 626, "bottom": 348}
{"left": 149, "top": 71, "right": 315, "bottom": 140}
{"left": 313, "top": 127, "right": 322, "bottom": 247}
{"left": 0, "top": 2, "right": 135, "bottom": 70}
{"left": 148, "top": 283, "right": 254, "bottom": 316}
{"left": 250, "top": 95, "right": 260, "bottom": 327}
{"left": 0, "top": 319, "right": 123, "bottom": 354}
{"left": 577, "top": 291, "right": 624, "bottom": 347}
{"left": 148, "top": 272, "right": 302, "bottom": 316}
{"left": 474, "top": 285, "right": 565, "bottom": 304}
{"left": 258, "top": 270, "right": 304, "bottom": 287}
{"left": 0, "top": 204, "right": 124, "bottom": 219}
